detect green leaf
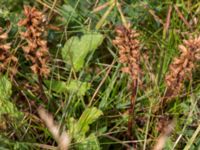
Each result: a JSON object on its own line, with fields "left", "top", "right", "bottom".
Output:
{"left": 61, "top": 33, "right": 104, "bottom": 71}
{"left": 44, "top": 80, "right": 68, "bottom": 93}
{"left": 45, "top": 79, "right": 90, "bottom": 96}
{"left": 68, "top": 107, "right": 103, "bottom": 140}
{"left": 66, "top": 80, "right": 90, "bottom": 96}
{"left": 76, "top": 107, "right": 103, "bottom": 135}
{"left": 0, "top": 76, "right": 12, "bottom": 100}
{"left": 0, "top": 76, "right": 22, "bottom": 118}
{"left": 61, "top": 4, "right": 78, "bottom": 20}
{"left": 76, "top": 133, "right": 100, "bottom": 150}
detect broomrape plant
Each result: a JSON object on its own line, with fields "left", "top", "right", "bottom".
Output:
{"left": 0, "top": 26, "right": 18, "bottom": 77}
{"left": 18, "top": 6, "right": 50, "bottom": 77}
{"left": 113, "top": 23, "right": 141, "bottom": 139}
{"left": 154, "top": 35, "right": 200, "bottom": 112}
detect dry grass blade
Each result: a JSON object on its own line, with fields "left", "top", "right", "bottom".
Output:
{"left": 88, "top": 60, "right": 115, "bottom": 107}
{"left": 38, "top": 107, "right": 70, "bottom": 150}
{"left": 143, "top": 4, "right": 163, "bottom": 25}
{"left": 174, "top": 5, "right": 192, "bottom": 29}
{"left": 183, "top": 122, "right": 200, "bottom": 150}
{"left": 152, "top": 121, "right": 174, "bottom": 150}
{"left": 164, "top": 5, "right": 172, "bottom": 35}
{"left": 92, "top": 1, "right": 110, "bottom": 13}
{"left": 95, "top": 1, "right": 115, "bottom": 29}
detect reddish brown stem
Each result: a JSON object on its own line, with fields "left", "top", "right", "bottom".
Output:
{"left": 127, "top": 80, "right": 138, "bottom": 142}
{"left": 174, "top": 5, "right": 192, "bottom": 29}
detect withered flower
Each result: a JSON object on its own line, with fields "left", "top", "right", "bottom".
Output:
{"left": 113, "top": 23, "right": 141, "bottom": 82}
{"left": 165, "top": 36, "right": 200, "bottom": 97}
{"left": 18, "top": 6, "right": 50, "bottom": 77}
{"left": 113, "top": 23, "right": 141, "bottom": 138}
{"left": 0, "top": 27, "right": 18, "bottom": 77}
{"left": 153, "top": 36, "right": 200, "bottom": 113}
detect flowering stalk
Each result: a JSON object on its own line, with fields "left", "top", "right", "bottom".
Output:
{"left": 154, "top": 36, "right": 200, "bottom": 112}
{"left": 18, "top": 6, "right": 50, "bottom": 77}
{"left": 0, "top": 27, "right": 18, "bottom": 78}
{"left": 113, "top": 23, "right": 141, "bottom": 138}
{"left": 18, "top": 6, "right": 50, "bottom": 102}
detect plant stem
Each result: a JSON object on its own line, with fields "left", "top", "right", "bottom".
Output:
{"left": 128, "top": 79, "right": 138, "bottom": 144}
{"left": 38, "top": 73, "right": 49, "bottom": 103}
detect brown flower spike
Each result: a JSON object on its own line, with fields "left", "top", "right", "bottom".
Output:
{"left": 0, "top": 27, "right": 18, "bottom": 76}
{"left": 113, "top": 24, "right": 141, "bottom": 138}
{"left": 113, "top": 24, "right": 141, "bottom": 82}
{"left": 165, "top": 36, "right": 200, "bottom": 95}
{"left": 154, "top": 36, "right": 200, "bottom": 112}
{"left": 18, "top": 6, "right": 50, "bottom": 77}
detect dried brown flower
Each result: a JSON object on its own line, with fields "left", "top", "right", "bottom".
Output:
{"left": 153, "top": 36, "right": 200, "bottom": 113}
{"left": 18, "top": 6, "right": 50, "bottom": 77}
{"left": 0, "top": 27, "right": 18, "bottom": 76}
{"left": 113, "top": 23, "right": 141, "bottom": 82}
{"left": 165, "top": 36, "right": 200, "bottom": 97}
{"left": 113, "top": 23, "right": 141, "bottom": 139}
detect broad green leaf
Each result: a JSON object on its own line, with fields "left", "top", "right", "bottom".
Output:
{"left": 77, "top": 107, "right": 103, "bottom": 135}
{"left": 68, "top": 117, "right": 82, "bottom": 140}
{"left": 66, "top": 80, "right": 90, "bottom": 96}
{"left": 62, "top": 4, "right": 78, "bottom": 17}
{"left": 0, "top": 76, "right": 22, "bottom": 118}
{"left": 76, "top": 133, "right": 100, "bottom": 150}
{"left": 68, "top": 107, "right": 102, "bottom": 142}
{"left": 44, "top": 80, "right": 68, "bottom": 93}
{"left": 45, "top": 79, "right": 90, "bottom": 96}
{"left": 61, "top": 33, "right": 104, "bottom": 71}
{"left": 61, "top": 4, "right": 78, "bottom": 20}
{"left": 0, "top": 76, "right": 12, "bottom": 100}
